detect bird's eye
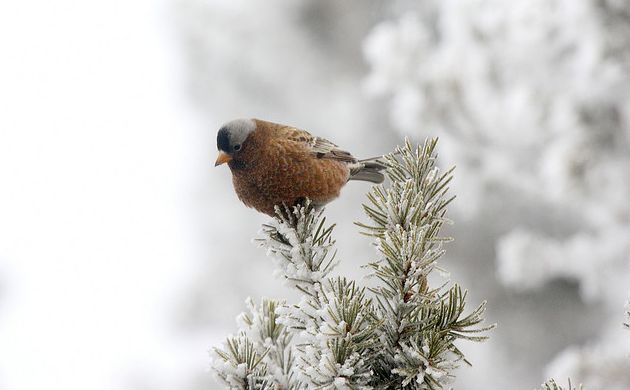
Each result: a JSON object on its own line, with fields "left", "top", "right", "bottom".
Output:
{"left": 233, "top": 144, "right": 241, "bottom": 151}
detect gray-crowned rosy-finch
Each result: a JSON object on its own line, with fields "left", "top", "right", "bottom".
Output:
{"left": 215, "top": 118, "right": 385, "bottom": 216}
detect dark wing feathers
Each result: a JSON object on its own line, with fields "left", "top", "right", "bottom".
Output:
{"left": 273, "top": 124, "right": 385, "bottom": 183}
{"left": 280, "top": 126, "right": 357, "bottom": 163}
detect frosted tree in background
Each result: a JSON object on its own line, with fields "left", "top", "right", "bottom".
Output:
{"left": 211, "top": 140, "right": 493, "bottom": 388}
{"left": 362, "top": 1, "right": 630, "bottom": 387}
{"left": 539, "top": 296, "right": 630, "bottom": 390}
{"left": 363, "top": 0, "right": 630, "bottom": 302}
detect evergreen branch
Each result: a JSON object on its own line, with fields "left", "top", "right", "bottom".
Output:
{"left": 359, "top": 138, "right": 492, "bottom": 389}
{"left": 256, "top": 200, "right": 339, "bottom": 295}
{"left": 285, "top": 277, "right": 379, "bottom": 388}
{"left": 212, "top": 334, "right": 272, "bottom": 390}
{"left": 538, "top": 379, "right": 583, "bottom": 390}
{"left": 237, "top": 298, "right": 300, "bottom": 388}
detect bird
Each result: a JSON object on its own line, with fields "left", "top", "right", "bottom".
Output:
{"left": 214, "top": 118, "right": 386, "bottom": 216}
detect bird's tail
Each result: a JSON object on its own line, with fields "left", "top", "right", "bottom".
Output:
{"left": 348, "top": 157, "right": 387, "bottom": 184}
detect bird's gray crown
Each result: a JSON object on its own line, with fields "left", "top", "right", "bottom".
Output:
{"left": 217, "top": 118, "right": 256, "bottom": 153}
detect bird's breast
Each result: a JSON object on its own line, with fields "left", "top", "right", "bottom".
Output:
{"left": 229, "top": 142, "right": 350, "bottom": 215}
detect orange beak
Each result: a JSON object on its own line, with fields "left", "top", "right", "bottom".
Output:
{"left": 214, "top": 151, "right": 232, "bottom": 166}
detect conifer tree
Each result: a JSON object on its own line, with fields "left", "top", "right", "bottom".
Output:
{"left": 211, "top": 139, "right": 493, "bottom": 389}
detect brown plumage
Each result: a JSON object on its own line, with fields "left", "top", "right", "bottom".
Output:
{"left": 215, "top": 118, "right": 385, "bottom": 216}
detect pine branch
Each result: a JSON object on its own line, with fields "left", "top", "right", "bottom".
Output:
{"left": 256, "top": 201, "right": 338, "bottom": 297}
{"left": 538, "top": 379, "right": 583, "bottom": 390}
{"left": 359, "top": 138, "right": 494, "bottom": 389}
{"left": 212, "top": 334, "right": 272, "bottom": 390}
{"left": 283, "top": 277, "right": 379, "bottom": 388}
{"left": 238, "top": 298, "right": 298, "bottom": 389}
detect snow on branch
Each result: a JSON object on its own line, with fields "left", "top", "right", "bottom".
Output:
{"left": 280, "top": 277, "right": 378, "bottom": 388}
{"left": 212, "top": 333, "right": 271, "bottom": 390}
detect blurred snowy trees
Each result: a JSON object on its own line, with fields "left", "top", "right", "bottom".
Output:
{"left": 363, "top": 0, "right": 630, "bottom": 301}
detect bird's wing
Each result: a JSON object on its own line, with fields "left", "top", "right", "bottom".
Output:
{"left": 279, "top": 126, "right": 357, "bottom": 163}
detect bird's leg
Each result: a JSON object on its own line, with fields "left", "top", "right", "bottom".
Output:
{"left": 273, "top": 203, "right": 294, "bottom": 225}
{"left": 293, "top": 197, "right": 308, "bottom": 210}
